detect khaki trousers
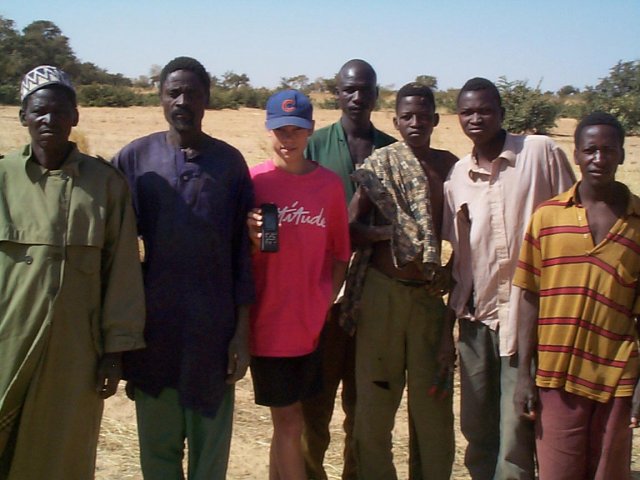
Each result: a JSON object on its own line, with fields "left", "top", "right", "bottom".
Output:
{"left": 354, "top": 268, "right": 454, "bottom": 480}
{"left": 302, "top": 304, "right": 357, "bottom": 480}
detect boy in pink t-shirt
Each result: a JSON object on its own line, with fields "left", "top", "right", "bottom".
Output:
{"left": 247, "top": 90, "right": 351, "bottom": 479}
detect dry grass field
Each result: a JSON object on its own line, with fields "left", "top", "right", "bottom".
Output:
{"left": 1, "top": 105, "right": 640, "bottom": 479}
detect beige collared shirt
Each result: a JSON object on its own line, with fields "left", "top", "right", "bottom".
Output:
{"left": 443, "top": 132, "right": 575, "bottom": 355}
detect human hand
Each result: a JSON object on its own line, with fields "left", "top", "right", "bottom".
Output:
{"left": 97, "top": 352, "right": 123, "bottom": 399}
{"left": 226, "top": 330, "right": 250, "bottom": 384}
{"left": 629, "top": 380, "right": 640, "bottom": 428}
{"left": 247, "top": 208, "right": 262, "bottom": 253}
{"left": 436, "top": 330, "right": 456, "bottom": 372}
{"left": 514, "top": 374, "right": 538, "bottom": 422}
{"left": 429, "top": 327, "right": 456, "bottom": 401}
{"left": 425, "top": 266, "right": 452, "bottom": 297}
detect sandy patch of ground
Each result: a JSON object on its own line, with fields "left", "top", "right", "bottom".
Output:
{"left": 1, "top": 105, "right": 639, "bottom": 478}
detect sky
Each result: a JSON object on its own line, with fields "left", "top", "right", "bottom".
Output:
{"left": 2, "top": 0, "right": 639, "bottom": 92}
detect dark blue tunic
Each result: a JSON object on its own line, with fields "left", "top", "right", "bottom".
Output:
{"left": 113, "top": 131, "right": 255, "bottom": 416}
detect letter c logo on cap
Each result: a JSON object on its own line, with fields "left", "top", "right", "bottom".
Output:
{"left": 282, "top": 99, "right": 295, "bottom": 112}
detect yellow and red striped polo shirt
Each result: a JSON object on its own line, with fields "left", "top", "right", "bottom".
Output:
{"left": 513, "top": 183, "right": 640, "bottom": 403}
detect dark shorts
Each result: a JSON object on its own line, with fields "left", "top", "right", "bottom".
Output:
{"left": 251, "top": 349, "right": 323, "bottom": 407}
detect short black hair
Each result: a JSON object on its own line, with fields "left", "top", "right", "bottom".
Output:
{"left": 457, "top": 77, "right": 501, "bottom": 107}
{"left": 160, "top": 56, "right": 210, "bottom": 97}
{"left": 395, "top": 82, "right": 436, "bottom": 112}
{"left": 574, "top": 111, "right": 625, "bottom": 147}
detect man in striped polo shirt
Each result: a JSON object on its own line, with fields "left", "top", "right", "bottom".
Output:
{"left": 514, "top": 112, "right": 640, "bottom": 480}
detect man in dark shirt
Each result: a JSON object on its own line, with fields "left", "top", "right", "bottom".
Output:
{"left": 113, "top": 56, "right": 254, "bottom": 480}
{"left": 302, "top": 59, "right": 396, "bottom": 480}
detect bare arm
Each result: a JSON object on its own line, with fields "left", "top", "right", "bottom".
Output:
{"left": 514, "top": 287, "right": 540, "bottom": 421}
{"left": 435, "top": 250, "right": 457, "bottom": 363}
{"left": 630, "top": 316, "right": 640, "bottom": 428}
{"left": 226, "top": 304, "right": 250, "bottom": 384}
{"left": 348, "top": 186, "right": 392, "bottom": 249}
{"left": 436, "top": 305, "right": 457, "bottom": 369}
{"left": 330, "top": 259, "right": 349, "bottom": 305}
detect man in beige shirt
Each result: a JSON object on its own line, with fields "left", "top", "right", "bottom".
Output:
{"left": 442, "top": 77, "right": 575, "bottom": 480}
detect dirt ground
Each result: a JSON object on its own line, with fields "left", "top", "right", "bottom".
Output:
{"left": 1, "top": 105, "right": 640, "bottom": 479}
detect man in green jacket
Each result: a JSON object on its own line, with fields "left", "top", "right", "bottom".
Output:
{"left": 0, "top": 65, "right": 145, "bottom": 480}
{"left": 302, "top": 59, "right": 396, "bottom": 480}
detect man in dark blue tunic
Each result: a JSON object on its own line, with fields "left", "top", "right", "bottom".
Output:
{"left": 113, "top": 56, "right": 255, "bottom": 480}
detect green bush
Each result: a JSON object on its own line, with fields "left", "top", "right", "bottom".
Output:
{"left": 209, "top": 89, "right": 240, "bottom": 110}
{"left": 581, "top": 60, "right": 640, "bottom": 134}
{"left": 435, "top": 89, "right": 459, "bottom": 114}
{"left": 236, "top": 86, "right": 272, "bottom": 109}
{"left": 558, "top": 99, "right": 586, "bottom": 119}
{"left": 317, "top": 97, "right": 338, "bottom": 109}
{"left": 77, "top": 84, "right": 160, "bottom": 107}
{"left": 582, "top": 91, "right": 640, "bottom": 135}
{"left": 208, "top": 86, "right": 274, "bottom": 110}
{"left": 133, "top": 92, "right": 160, "bottom": 107}
{"left": 0, "top": 84, "right": 19, "bottom": 105}
{"left": 497, "top": 77, "right": 559, "bottom": 134}
{"left": 77, "top": 84, "right": 137, "bottom": 107}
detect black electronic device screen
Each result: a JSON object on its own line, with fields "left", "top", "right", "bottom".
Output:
{"left": 260, "top": 203, "right": 279, "bottom": 252}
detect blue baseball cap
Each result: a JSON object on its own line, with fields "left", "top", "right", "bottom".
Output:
{"left": 265, "top": 89, "right": 313, "bottom": 130}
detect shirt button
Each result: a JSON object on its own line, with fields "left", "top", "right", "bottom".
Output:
{"left": 182, "top": 175, "right": 189, "bottom": 181}
{"left": 24, "top": 255, "right": 33, "bottom": 265}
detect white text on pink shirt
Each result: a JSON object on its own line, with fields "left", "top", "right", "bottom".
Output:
{"left": 279, "top": 202, "right": 327, "bottom": 228}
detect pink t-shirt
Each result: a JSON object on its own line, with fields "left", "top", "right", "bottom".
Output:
{"left": 250, "top": 160, "right": 351, "bottom": 357}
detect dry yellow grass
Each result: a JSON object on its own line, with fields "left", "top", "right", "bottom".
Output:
{"left": 1, "top": 105, "right": 640, "bottom": 479}
{"left": 2, "top": 106, "right": 639, "bottom": 190}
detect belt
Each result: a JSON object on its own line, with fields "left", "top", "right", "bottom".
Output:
{"left": 371, "top": 266, "right": 431, "bottom": 288}
{"left": 394, "top": 277, "right": 430, "bottom": 288}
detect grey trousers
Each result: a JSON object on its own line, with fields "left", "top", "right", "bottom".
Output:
{"left": 458, "top": 319, "right": 535, "bottom": 480}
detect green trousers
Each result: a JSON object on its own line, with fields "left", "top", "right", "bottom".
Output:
{"left": 354, "top": 267, "right": 454, "bottom": 480}
{"left": 135, "top": 386, "right": 234, "bottom": 480}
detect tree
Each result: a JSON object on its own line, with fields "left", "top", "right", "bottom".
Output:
{"left": 594, "top": 60, "right": 640, "bottom": 97}
{"left": 279, "top": 74, "right": 310, "bottom": 93}
{"left": 133, "top": 75, "right": 151, "bottom": 88}
{"left": 310, "top": 76, "right": 337, "bottom": 93}
{"left": 75, "top": 62, "right": 131, "bottom": 86}
{"left": 19, "top": 21, "right": 77, "bottom": 75}
{"left": 0, "top": 16, "right": 21, "bottom": 83}
{"left": 497, "top": 77, "right": 558, "bottom": 134}
{"left": 434, "top": 88, "right": 460, "bottom": 114}
{"left": 221, "top": 71, "right": 250, "bottom": 89}
{"left": 557, "top": 85, "right": 579, "bottom": 96}
{"left": 582, "top": 60, "right": 640, "bottom": 134}
{"left": 415, "top": 75, "right": 438, "bottom": 90}
{"left": 0, "top": 14, "right": 282, "bottom": 110}
{"left": 149, "top": 64, "right": 162, "bottom": 87}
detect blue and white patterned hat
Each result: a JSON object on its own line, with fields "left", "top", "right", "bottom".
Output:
{"left": 20, "top": 65, "right": 75, "bottom": 102}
